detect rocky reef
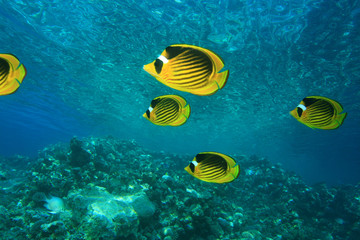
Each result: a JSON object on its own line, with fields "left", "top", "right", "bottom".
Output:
{"left": 0, "top": 136, "right": 359, "bottom": 239}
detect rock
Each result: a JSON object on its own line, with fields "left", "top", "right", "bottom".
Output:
{"left": 131, "top": 193, "right": 156, "bottom": 218}
{"left": 88, "top": 198, "right": 138, "bottom": 238}
{"left": 41, "top": 221, "right": 68, "bottom": 238}
{"left": 0, "top": 205, "right": 10, "bottom": 230}
{"left": 69, "top": 138, "right": 91, "bottom": 167}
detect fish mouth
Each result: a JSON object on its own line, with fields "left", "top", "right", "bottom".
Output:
{"left": 143, "top": 65, "right": 159, "bottom": 78}
{"left": 289, "top": 110, "right": 297, "bottom": 118}
{"left": 142, "top": 65, "right": 149, "bottom": 71}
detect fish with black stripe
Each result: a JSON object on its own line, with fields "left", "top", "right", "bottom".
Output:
{"left": 184, "top": 152, "right": 240, "bottom": 184}
{"left": 143, "top": 44, "right": 229, "bottom": 96}
{"left": 290, "top": 96, "right": 347, "bottom": 130}
{"left": 143, "top": 95, "right": 191, "bottom": 126}
{"left": 0, "top": 54, "right": 27, "bottom": 95}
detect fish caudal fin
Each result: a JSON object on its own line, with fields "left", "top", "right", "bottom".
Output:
{"left": 214, "top": 69, "right": 229, "bottom": 90}
{"left": 337, "top": 112, "right": 347, "bottom": 125}
{"left": 231, "top": 165, "right": 241, "bottom": 181}
{"left": 333, "top": 112, "right": 347, "bottom": 129}
{"left": 182, "top": 103, "right": 191, "bottom": 120}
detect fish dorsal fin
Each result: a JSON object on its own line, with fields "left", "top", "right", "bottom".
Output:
{"left": 150, "top": 98, "right": 161, "bottom": 108}
{"left": 165, "top": 46, "right": 188, "bottom": 59}
{"left": 303, "top": 97, "right": 320, "bottom": 107}
{"left": 195, "top": 153, "right": 207, "bottom": 163}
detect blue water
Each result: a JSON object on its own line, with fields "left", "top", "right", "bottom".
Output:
{"left": 0, "top": 0, "right": 359, "bottom": 185}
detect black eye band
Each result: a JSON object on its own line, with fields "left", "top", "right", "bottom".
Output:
{"left": 154, "top": 58, "right": 163, "bottom": 74}
{"left": 146, "top": 109, "right": 150, "bottom": 118}
{"left": 189, "top": 162, "right": 195, "bottom": 173}
{"left": 297, "top": 107, "right": 303, "bottom": 117}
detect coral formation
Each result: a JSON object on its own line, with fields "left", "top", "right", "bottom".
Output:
{"left": 0, "top": 136, "right": 359, "bottom": 239}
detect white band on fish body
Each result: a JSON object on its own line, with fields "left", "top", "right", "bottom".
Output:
{"left": 148, "top": 107, "right": 154, "bottom": 112}
{"left": 158, "top": 55, "right": 169, "bottom": 64}
{"left": 192, "top": 161, "right": 198, "bottom": 166}
{"left": 297, "top": 104, "right": 307, "bottom": 111}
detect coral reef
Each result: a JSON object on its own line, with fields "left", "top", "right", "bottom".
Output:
{"left": 0, "top": 136, "right": 359, "bottom": 239}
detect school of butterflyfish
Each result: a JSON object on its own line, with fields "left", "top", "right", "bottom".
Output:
{"left": 1, "top": 43, "right": 348, "bottom": 184}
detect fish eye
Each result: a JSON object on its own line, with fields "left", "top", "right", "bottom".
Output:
{"left": 297, "top": 107, "right": 303, "bottom": 117}
{"left": 154, "top": 59, "right": 163, "bottom": 74}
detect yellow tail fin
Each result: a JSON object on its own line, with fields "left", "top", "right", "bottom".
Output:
{"left": 214, "top": 70, "right": 229, "bottom": 90}
{"left": 336, "top": 112, "right": 347, "bottom": 126}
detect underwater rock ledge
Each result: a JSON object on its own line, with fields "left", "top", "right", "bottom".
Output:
{"left": 0, "top": 136, "right": 359, "bottom": 239}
